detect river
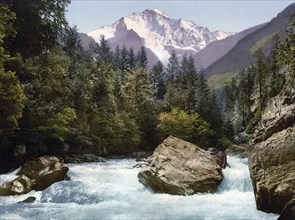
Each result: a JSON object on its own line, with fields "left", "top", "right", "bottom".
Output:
{"left": 0, "top": 156, "right": 279, "bottom": 220}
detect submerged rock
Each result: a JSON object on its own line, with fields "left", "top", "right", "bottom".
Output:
{"left": 40, "top": 181, "right": 101, "bottom": 204}
{"left": 64, "top": 154, "right": 106, "bottom": 163}
{"left": 249, "top": 90, "right": 295, "bottom": 214}
{"left": 18, "top": 196, "right": 36, "bottom": 203}
{"left": 138, "top": 136, "right": 224, "bottom": 195}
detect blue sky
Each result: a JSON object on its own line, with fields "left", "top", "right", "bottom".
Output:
{"left": 66, "top": 1, "right": 294, "bottom": 33}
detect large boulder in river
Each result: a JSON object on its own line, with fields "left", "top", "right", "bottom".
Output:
{"left": 138, "top": 136, "right": 224, "bottom": 195}
{"left": 249, "top": 90, "right": 295, "bottom": 214}
{"left": 0, "top": 156, "right": 69, "bottom": 196}
{"left": 16, "top": 156, "right": 69, "bottom": 191}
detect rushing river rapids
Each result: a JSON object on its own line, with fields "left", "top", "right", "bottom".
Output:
{"left": 0, "top": 156, "right": 279, "bottom": 220}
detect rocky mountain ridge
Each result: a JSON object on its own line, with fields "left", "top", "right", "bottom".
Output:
{"left": 88, "top": 8, "right": 234, "bottom": 65}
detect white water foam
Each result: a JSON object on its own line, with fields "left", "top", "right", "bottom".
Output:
{"left": 0, "top": 157, "right": 279, "bottom": 220}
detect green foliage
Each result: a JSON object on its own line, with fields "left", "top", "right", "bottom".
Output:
{"left": 0, "top": 3, "right": 25, "bottom": 148}
{"left": 91, "top": 112, "right": 140, "bottom": 154}
{"left": 246, "top": 108, "right": 261, "bottom": 134}
{"left": 3, "top": 0, "right": 70, "bottom": 57}
{"left": 122, "top": 68, "right": 158, "bottom": 148}
{"left": 157, "top": 108, "right": 214, "bottom": 148}
{"left": 38, "top": 107, "right": 77, "bottom": 143}
{"left": 277, "top": 15, "right": 295, "bottom": 86}
{"left": 0, "top": 69, "right": 25, "bottom": 146}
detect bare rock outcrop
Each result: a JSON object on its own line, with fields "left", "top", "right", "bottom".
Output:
{"left": 249, "top": 90, "right": 295, "bottom": 214}
{"left": 138, "top": 136, "right": 224, "bottom": 195}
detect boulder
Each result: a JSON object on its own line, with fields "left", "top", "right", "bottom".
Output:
{"left": 64, "top": 154, "right": 106, "bottom": 163}
{"left": 208, "top": 147, "right": 227, "bottom": 168}
{"left": 251, "top": 89, "right": 295, "bottom": 144}
{"left": 16, "top": 156, "right": 69, "bottom": 191}
{"left": 138, "top": 136, "right": 224, "bottom": 195}
{"left": 249, "top": 90, "right": 295, "bottom": 214}
{"left": 0, "top": 175, "right": 32, "bottom": 196}
{"left": 278, "top": 198, "right": 295, "bottom": 220}
{"left": 225, "top": 144, "right": 249, "bottom": 158}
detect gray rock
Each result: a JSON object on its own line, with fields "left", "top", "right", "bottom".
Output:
{"left": 0, "top": 175, "right": 32, "bottom": 196}
{"left": 138, "top": 136, "right": 224, "bottom": 195}
{"left": 249, "top": 91, "right": 295, "bottom": 214}
{"left": 225, "top": 144, "right": 249, "bottom": 158}
{"left": 17, "top": 156, "right": 69, "bottom": 191}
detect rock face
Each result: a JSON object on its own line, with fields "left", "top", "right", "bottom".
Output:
{"left": 138, "top": 136, "right": 224, "bottom": 195}
{"left": 278, "top": 198, "right": 295, "bottom": 220}
{"left": 225, "top": 144, "right": 249, "bottom": 158}
{"left": 249, "top": 90, "right": 295, "bottom": 214}
{"left": 0, "top": 156, "right": 69, "bottom": 196}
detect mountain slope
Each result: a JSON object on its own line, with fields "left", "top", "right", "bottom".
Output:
{"left": 88, "top": 9, "right": 234, "bottom": 65}
{"left": 205, "top": 3, "right": 295, "bottom": 78}
{"left": 193, "top": 23, "right": 266, "bottom": 69}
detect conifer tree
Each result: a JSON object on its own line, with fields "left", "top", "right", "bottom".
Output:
{"left": 120, "top": 45, "right": 129, "bottom": 71}
{"left": 122, "top": 68, "right": 157, "bottom": 148}
{"left": 277, "top": 15, "right": 295, "bottom": 86}
{"left": 97, "top": 35, "right": 113, "bottom": 64}
{"left": 136, "top": 46, "right": 148, "bottom": 69}
{"left": 166, "top": 50, "right": 180, "bottom": 83}
{"left": 0, "top": 3, "right": 25, "bottom": 148}
{"left": 150, "top": 61, "right": 166, "bottom": 100}
{"left": 255, "top": 49, "right": 268, "bottom": 111}
{"left": 128, "top": 47, "right": 136, "bottom": 70}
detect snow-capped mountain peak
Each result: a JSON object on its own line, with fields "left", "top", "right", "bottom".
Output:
{"left": 88, "top": 9, "right": 235, "bottom": 65}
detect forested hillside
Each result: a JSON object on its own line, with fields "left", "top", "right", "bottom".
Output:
{"left": 0, "top": 1, "right": 294, "bottom": 173}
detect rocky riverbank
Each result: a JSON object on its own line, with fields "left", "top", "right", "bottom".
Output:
{"left": 249, "top": 90, "right": 295, "bottom": 217}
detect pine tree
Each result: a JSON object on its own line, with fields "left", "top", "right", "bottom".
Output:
{"left": 255, "top": 49, "right": 268, "bottom": 111}
{"left": 267, "top": 34, "right": 285, "bottom": 98}
{"left": 136, "top": 46, "right": 148, "bottom": 69}
{"left": 120, "top": 45, "right": 129, "bottom": 71}
{"left": 127, "top": 47, "right": 136, "bottom": 70}
{"left": 97, "top": 35, "right": 113, "bottom": 65}
{"left": 195, "top": 71, "right": 211, "bottom": 120}
{"left": 150, "top": 61, "right": 166, "bottom": 100}
{"left": 122, "top": 68, "right": 157, "bottom": 148}
{"left": 184, "top": 56, "right": 198, "bottom": 113}
{"left": 277, "top": 15, "right": 295, "bottom": 87}
{"left": 166, "top": 50, "right": 180, "bottom": 83}
{"left": 113, "top": 45, "right": 121, "bottom": 70}
{"left": 0, "top": 3, "right": 25, "bottom": 148}
{"left": 237, "top": 68, "right": 254, "bottom": 126}
{"left": 3, "top": 0, "right": 70, "bottom": 58}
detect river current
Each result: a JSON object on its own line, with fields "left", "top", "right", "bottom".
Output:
{"left": 0, "top": 156, "right": 279, "bottom": 220}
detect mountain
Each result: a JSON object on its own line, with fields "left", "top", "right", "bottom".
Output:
{"left": 88, "top": 9, "right": 234, "bottom": 65}
{"left": 205, "top": 3, "right": 295, "bottom": 79}
{"left": 193, "top": 23, "right": 266, "bottom": 69}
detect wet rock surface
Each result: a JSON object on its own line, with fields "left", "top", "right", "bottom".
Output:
{"left": 138, "top": 136, "right": 224, "bottom": 195}
{"left": 0, "top": 156, "right": 69, "bottom": 196}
